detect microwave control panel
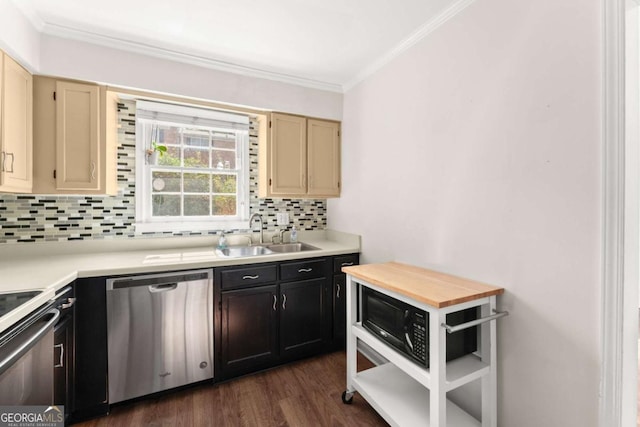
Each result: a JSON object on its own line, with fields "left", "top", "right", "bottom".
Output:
{"left": 411, "top": 312, "right": 427, "bottom": 363}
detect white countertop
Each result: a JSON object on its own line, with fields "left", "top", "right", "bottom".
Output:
{"left": 0, "top": 229, "right": 360, "bottom": 334}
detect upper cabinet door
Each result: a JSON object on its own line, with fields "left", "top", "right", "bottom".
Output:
{"left": 55, "top": 81, "right": 100, "bottom": 191}
{"left": 0, "top": 53, "right": 33, "bottom": 193}
{"left": 269, "top": 113, "right": 307, "bottom": 196}
{"left": 307, "top": 119, "right": 340, "bottom": 198}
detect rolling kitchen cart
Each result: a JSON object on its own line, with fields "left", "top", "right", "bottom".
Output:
{"left": 341, "top": 262, "right": 507, "bottom": 427}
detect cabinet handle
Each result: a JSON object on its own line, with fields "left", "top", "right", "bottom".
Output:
{"left": 4, "top": 152, "right": 14, "bottom": 173}
{"left": 302, "top": 174, "right": 306, "bottom": 187}
{"left": 272, "top": 295, "right": 277, "bottom": 311}
{"left": 298, "top": 268, "right": 312, "bottom": 273}
{"left": 90, "top": 162, "right": 96, "bottom": 181}
{"left": 54, "top": 343, "right": 64, "bottom": 368}
{"left": 336, "top": 284, "right": 341, "bottom": 298}
{"left": 60, "top": 297, "right": 76, "bottom": 310}
{"left": 341, "top": 262, "right": 354, "bottom": 267}
{"left": 0, "top": 152, "right": 4, "bottom": 172}
{"left": 282, "top": 293, "right": 287, "bottom": 310}
{"left": 242, "top": 275, "right": 259, "bottom": 280}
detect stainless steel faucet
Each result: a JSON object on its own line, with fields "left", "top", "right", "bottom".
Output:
{"left": 248, "top": 213, "right": 264, "bottom": 244}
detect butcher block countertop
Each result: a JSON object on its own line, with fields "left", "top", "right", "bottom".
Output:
{"left": 342, "top": 261, "right": 504, "bottom": 308}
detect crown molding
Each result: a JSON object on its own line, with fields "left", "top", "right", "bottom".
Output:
{"left": 39, "top": 22, "right": 344, "bottom": 93}
{"left": 342, "top": 0, "right": 477, "bottom": 92}
{"left": 12, "top": 0, "right": 476, "bottom": 94}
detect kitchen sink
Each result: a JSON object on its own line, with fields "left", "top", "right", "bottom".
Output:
{"left": 216, "top": 245, "right": 274, "bottom": 257}
{"left": 267, "top": 242, "right": 319, "bottom": 253}
{"left": 215, "top": 242, "right": 320, "bottom": 257}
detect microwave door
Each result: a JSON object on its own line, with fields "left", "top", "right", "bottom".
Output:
{"left": 363, "top": 295, "right": 405, "bottom": 351}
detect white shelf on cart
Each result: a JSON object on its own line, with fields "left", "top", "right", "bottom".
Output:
{"left": 353, "top": 363, "right": 481, "bottom": 427}
{"left": 352, "top": 324, "right": 490, "bottom": 391}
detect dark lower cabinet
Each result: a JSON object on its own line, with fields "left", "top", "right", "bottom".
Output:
{"left": 54, "top": 314, "right": 74, "bottom": 421}
{"left": 279, "top": 278, "right": 326, "bottom": 359}
{"left": 216, "top": 257, "right": 332, "bottom": 379}
{"left": 331, "top": 254, "right": 359, "bottom": 349}
{"left": 332, "top": 273, "right": 347, "bottom": 349}
{"left": 220, "top": 285, "right": 278, "bottom": 376}
{"left": 72, "top": 277, "right": 109, "bottom": 421}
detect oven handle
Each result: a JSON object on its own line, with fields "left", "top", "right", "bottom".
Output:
{"left": 0, "top": 308, "right": 60, "bottom": 374}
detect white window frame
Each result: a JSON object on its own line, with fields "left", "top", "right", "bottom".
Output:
{"left": 134, "top": 101, "right": 250, "bottom": 233}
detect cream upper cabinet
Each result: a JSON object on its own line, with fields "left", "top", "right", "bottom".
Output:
{"left": 0, "top": 52, "right": 33, "bottom": 193}
{"left": 56, "top": 81, "right": 100, "bottom": 191}
{"left": 259, "top": 112, "right": 341, "bottom": 198}
{"left": 307, "top": 119, "right": 340, "bottom": 197}
{"left": 33, "top": 76, "right": 118, "bottom": 195}
{"left": 269, "top": 113, "right": 307, "bottom": 196}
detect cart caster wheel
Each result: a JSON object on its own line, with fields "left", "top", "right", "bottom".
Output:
{"left": 342, "top": 391, "right": 354, "bottom": 404}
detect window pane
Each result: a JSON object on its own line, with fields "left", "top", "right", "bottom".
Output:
{"left": 184, "top": 195, "right": 210, "bottom": 216}
{"left": 212, "top": 195, "right": 236, "bottom": 216}
{"left": 152, "top": 171, "right": 181, "bottom": 192}
{"left": 212, "top": 174, "right": 236, "bottom": 193}
{"left": 158, "top": 125, "right": 181, "bottom": 146}
{"left": 184, "top": 132, "right": 209, "bottom": 148}
{"left": 184, "top": 172, "right": 210, "bottom": 193}
{"left": 158, "top": 146, "right": 181, "bottom": 167}
{"left": 212, "top": 150, "right": 236, "bottom": 169}
{"left": 184, "top": 148, "right": 210, "bottom": 168}
{"left": 152, "top": 194, "right": 181, "bottom": 216}
{"left": 212, "top": 135, "right": 235, "bottom": 149}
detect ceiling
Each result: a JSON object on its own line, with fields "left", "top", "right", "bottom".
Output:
{"left": 12, "top": 0, "right": 462, "bottom": 92}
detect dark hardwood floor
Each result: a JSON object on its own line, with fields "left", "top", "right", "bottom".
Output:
{"left": 74, "top": 351, "right": 387, "bottom": 427}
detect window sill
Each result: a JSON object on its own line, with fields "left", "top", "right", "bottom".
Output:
{"left": 134, "top": 220, "right": 250, "bottom": 234}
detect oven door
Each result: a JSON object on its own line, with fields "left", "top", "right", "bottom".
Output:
{"left": 0, "top": 306, "right": 59, "bottom": 405}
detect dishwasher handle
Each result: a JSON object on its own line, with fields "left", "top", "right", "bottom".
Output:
{"left": 0, "top": 308, "right": 60, "bottom": 375}
{"left": 107, "top": 270, "right": 210, "bottom": 290}
{"left": 148, "top": 283, "right": 178, "bottom": 293}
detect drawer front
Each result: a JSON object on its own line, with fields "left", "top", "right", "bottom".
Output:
{"left": 220, "top": 264, "right": 277, "bottom": 290}
{"left": 333, "top": 254, "right": 359, "bottom": 273}
{"left": 280, "top": 259, "right": 327, "bottom": 282}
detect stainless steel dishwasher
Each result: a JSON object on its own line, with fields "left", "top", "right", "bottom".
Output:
{"left": 106, "top": 269, "right": 213, "bottom": 404}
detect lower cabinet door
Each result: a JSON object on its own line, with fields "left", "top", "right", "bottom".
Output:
{"left": 73, "top": 278, "right": 108, "bottom": 421}
{"left": 279, "top": 278, "right": 326, "bottom": 359}
{"left": 220, "top": 285, "right": 278, "bottom": 377}
{"left": 54, "top": 315, "right": 73, "bottom": 420}
{"left": 333, "top": 273, "right": 347, "bottom": 349}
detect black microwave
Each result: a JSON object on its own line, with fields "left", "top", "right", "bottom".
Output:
{"left": 361, "top": 287, "right": 478, "bottom": 367}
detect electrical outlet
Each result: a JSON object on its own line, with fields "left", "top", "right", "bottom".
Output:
{"left": 276, "top": 212, "right": 290, "bottom": 226}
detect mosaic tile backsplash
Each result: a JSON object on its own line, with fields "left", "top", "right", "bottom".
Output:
{"left": 0, "top": 100, "right": 327, "bottom": 243}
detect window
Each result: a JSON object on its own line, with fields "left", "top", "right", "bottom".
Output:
{"left": 135, "top": 101, "right": 250, "bottom": 233}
